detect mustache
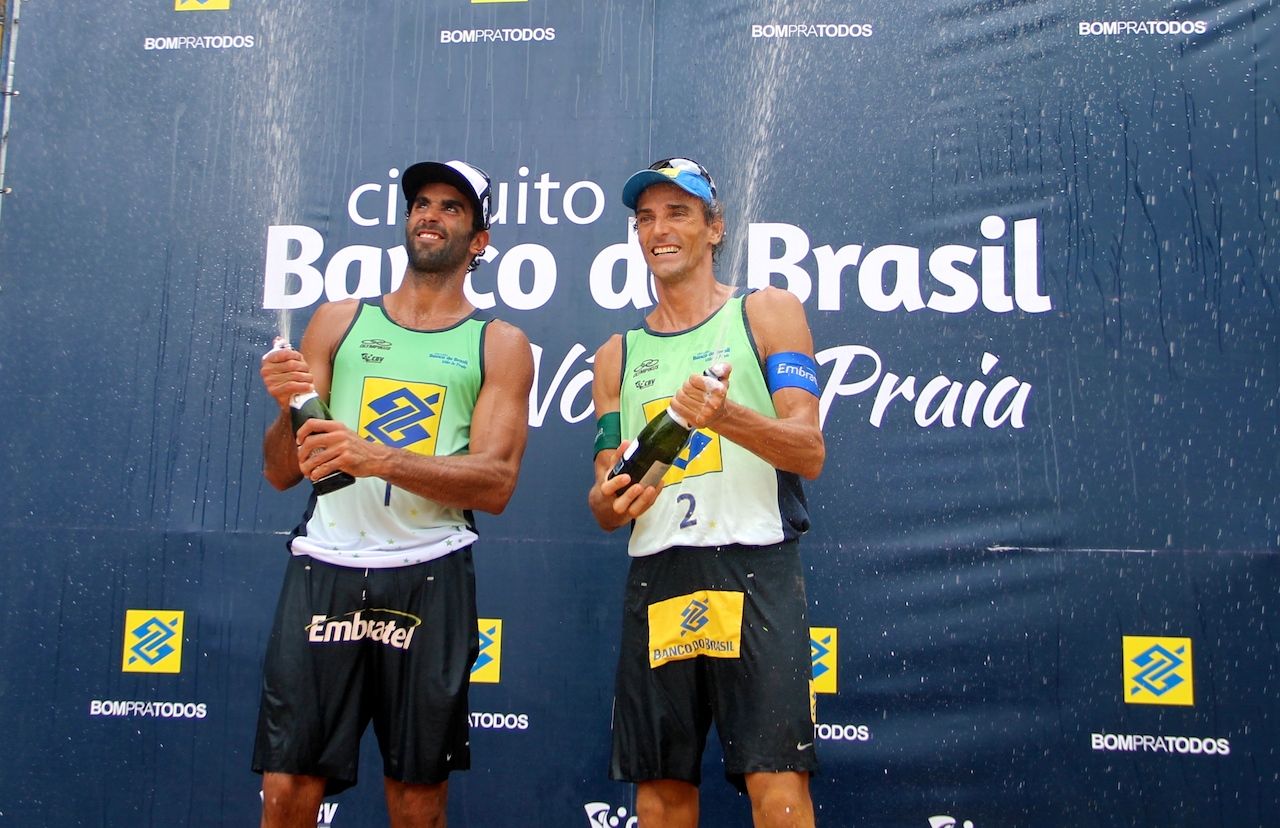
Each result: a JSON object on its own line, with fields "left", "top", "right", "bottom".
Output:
{"left": 410, "top": 221, "right": 448, "bottom": 238}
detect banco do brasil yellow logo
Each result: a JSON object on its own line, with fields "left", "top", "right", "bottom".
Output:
{"left": 471, "top": 618, "right": 502, "bottom": 683}
{"left": 640, "top": 398, "right": 723, "bottom": 485}
{"left": 1123, "top": 635, "right": 1193, "bottom": 706}
{"left": 359, "top": 378, "right": 446, "bottom": 456}
{"left": 648, "top": 591, "right": 743, "bottom": 668}
{"left": 810, "top": 627, "right": 837, "bottom": 694}
{"left": 175, "top": 0, "right": 230, "bottom": 11}
{"left": 122, "top": 610, "right": 184, "bottom": 673}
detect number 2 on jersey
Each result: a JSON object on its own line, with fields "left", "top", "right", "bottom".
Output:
{"left": 677, "top": 493, "right": 698, "bottom": 528}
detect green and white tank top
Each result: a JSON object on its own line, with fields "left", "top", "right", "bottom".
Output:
{"left": 290, "top": 298, "right": 490, "bottom": 568}
{"left": 619, "top": 293, "right": 810, "bottom": 558}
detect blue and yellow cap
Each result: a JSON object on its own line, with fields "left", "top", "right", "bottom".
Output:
{"left": 621, "top": 157, "right": 717, "bottom": 209}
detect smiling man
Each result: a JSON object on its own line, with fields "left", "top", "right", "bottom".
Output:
{"left": 255, "top": 160, "right": 534, "bottom": 828}
{"left": 588, "top": 158, "right": 825, "bottom": 828}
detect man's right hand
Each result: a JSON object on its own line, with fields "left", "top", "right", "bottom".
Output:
{"left": 592, "top": 440, "right": 665, "bottom": 529}
{"left": 260, "top": 345, "right": 315, "bottom": 411}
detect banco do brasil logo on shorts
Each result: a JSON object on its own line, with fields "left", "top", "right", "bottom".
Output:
{"left": 122, "top": 610, "right": 184, "bottom": 673}
{"left": 648, "top": 591, "right": 743, "bottom": 668}
{"left": 1123, "top": 635, "right": 1193, "bottom": 706}
{"left": 359, "top": 378, "right": 446, "bottom": 455}
{"left": 175, "top": 0, "right": 230, "bottom": 10}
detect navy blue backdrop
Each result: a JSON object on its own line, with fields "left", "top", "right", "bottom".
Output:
{"left": 0, "top": 1, "right": 1276, "bottom": 826}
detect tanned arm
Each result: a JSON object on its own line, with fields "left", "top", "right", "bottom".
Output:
{"left": 260, "top": 300, "right": 359, "bottom": 491}
{"left": 668, "top": 287, "right": 825, "bottom": 480}
{"left": 293, "top": 319, "right": 534, "bottom": 514}
{"left": 587, "top": 334, "right": 664, "bottom": 530}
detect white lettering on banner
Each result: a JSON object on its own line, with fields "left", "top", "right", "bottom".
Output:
{"left": 751, "top": 24, "right": 873, "bottom": 38}
{"left": 496, "top": 244, "right": 557, "bottom": 310}
{"left": 1090, "top": 732, "right": 1230, "bottom": 755}
{"left": 528, "top": 343, "right": 594, "bottom": 427}
{"left": 440, "top": 27, "right": 556, "bottom": 44}
{"left": 89, "top": 699, "right": 209, "bottom": 718}
{"left": 590, "top": 220, "right": 654, "bottom": 310}
{"left": 816, "top": 722, "right": 871, "bottom": 741}
{"left": 143, "top": 35, "right": 256, "bottom": 50}
{"left": 747, "top": 217, "right": 1051, "bottom": 314}
{"left": 469, "top": 711, "right": 530, "bottom": 730}
{"left": 1078, "top": 20, "right": 1209, "bottom": 36}
{"left": 817, "top": 348, "right": 1032, "bottom": 430}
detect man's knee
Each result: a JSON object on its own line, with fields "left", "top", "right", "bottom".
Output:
{"left": 637, "top": 779, "right": 699, "bottom": 828}
{"left": 745, "top": 772, "right": 814, "bottom": 828}
{"left": 261, "top": 773, "right": 326, "bottom": 828}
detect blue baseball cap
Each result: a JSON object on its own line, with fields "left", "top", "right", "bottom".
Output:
{"left": 621, "top": 157, "right": 717, "bottom": 209}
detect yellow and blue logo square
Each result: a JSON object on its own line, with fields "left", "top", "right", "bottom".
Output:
{"left": 471, "top": 618, "right": 502, "bottom": 683}
{"left": 810, "top": 627, "right": 837, "bottom": 694}
{"left": 1123, "top": 635, "right": 1193, "bottom": 706}
{"left": 359, "top": 378, "right": 446, "bottom": 456}
{"left": 122, "top": 610, "right": 184, "bottom": 673}
{"left": 640, "top": 398, "right": 723, "bottom": 485}
{"left": 175, "top": 0, "right": 230, "bottom": 11}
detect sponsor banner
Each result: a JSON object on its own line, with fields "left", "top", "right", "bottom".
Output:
{"left": 585, "top": 802, "right": 637, "bottom": 828}
{"left": 811, "top": 626, "right": 837, "bottom": 694}
{"left": 648, "top": 590, "right": 745, "bottom": 668}
{"left": 469, "top": 711, "right": 528, "bottom": 730}
{"left": 471, "top": 618, "right": 502, "bottom": 683}
{"left": 440, "top": 27, "right": 556, "bottom": 44}
{"left": 144, "top": 35, "right": 255, "bottom": 50}
{"left": 1091, "top": 732, "right": 1231, "bottom": 756}
{"left": 751, "top": 23, "right": 873, "bottom": 39}
{"left": 89, "top": 699, "right": 209, "bottom": 719}
{"left": 1123, "top": 636, "right": 1194, "bottom": 706}
{"left": 122, "top": 610, "right": 184, "bottom": 674}
{"left": 174, "top": 0, "right": 229, "bottom": 10}
{"left": 816, "top": 722, "right": 870, "bottom": 742}
{"left": 1078, "top": 20, "right": 1209, "bottom": 36}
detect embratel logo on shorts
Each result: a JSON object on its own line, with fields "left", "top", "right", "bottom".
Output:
{"left": 648, "top": 591, "right": 744, "bottom": 668}
{"left": 122, "top": 610, "right": 184, "bottom": 673}
{"left": 1123, "top": 636, "right": 1193, "bottom": 705}
{"left": 640, "top": 398, "right": 722, "bottom": 485}
{"left": 358, "top": 378, "right": 445, "bottom": 455}
{"left": 175, "top": 0, "right": 230, "bottom": 10}
{"left": 810, "top": 627, "right": 837, "bottom": 694}
{"left": 471, "top": 618, "right": 502, "bottom": 683}
{"left": 307, "top": 610, "right": 421, "bottom": 650}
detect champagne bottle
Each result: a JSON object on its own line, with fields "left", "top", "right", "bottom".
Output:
{"left": 266, "top": 338, "right": 356, "bottom": 496}
{"left": 608, "top": 364, "right": 726, "bottom": 491}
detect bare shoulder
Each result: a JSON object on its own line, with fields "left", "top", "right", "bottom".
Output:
{"left": 301, "top": 299, "right": 361, "bottom": 362}
{"left": 745, "top": 287, "right": 814, "bottom": 357}
{"left": 593, "top": 334, "right": 624, "bottom": 381}
{"left": 482, "top": 318, "right": 534, "bottom": 385}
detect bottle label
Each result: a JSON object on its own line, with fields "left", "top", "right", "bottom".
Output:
{"left": 290, "top": 390, "right": 320, "bottom": 410}
{"left": 637, "top": 461, "right": 671, "bottom": 488}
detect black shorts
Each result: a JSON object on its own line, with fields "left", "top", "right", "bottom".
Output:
{"left": 252, "top": 550, "right": 478, "bottom": 794}
{"left": 609, "top": 541, "right": 818, "bottom": 792}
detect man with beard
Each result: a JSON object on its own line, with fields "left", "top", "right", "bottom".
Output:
{"left": 255, "top": 160, "right": 534, "bottom": 828}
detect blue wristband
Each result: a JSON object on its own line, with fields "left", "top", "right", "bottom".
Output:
{"left": 766, "top": 352, "right": 820, "bottom": 397}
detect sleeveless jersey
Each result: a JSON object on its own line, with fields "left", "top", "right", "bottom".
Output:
{"left": 290, "top": 298, "right": 490, "bottom": 568}
{"left": 619, "top": 294, "right": 809, "bottom": 558}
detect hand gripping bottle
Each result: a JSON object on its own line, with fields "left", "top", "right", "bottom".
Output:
{"left": 265, "top": 337, "right": 357, "bottom": 496}
{"left": 607, "top": 364, "right": 727, "bottom": 491}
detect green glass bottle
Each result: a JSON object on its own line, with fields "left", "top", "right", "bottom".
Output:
{"left": 608, "top": 364, "right": 725, "bottom": 491}
{"left": 268, "top": 338, "right": 356, "bottom": 496}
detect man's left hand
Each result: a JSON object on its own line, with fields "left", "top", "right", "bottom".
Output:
{"left": 296, "top": 419, "right": 384, "bottom": 481}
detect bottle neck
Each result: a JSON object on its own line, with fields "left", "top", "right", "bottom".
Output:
{"left": 667, "top": 407, "right": 689, "bottom": 429}
{"left": 290, "top": 390, "right": 320, "bottom": 409}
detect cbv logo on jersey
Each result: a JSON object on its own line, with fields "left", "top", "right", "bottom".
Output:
{"left": 358, "top": 378, "right": 446, "bottom": 454}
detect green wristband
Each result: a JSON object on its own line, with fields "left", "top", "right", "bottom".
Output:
{"left": 593, "top": 411, "right": 621, "bottom": 455}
